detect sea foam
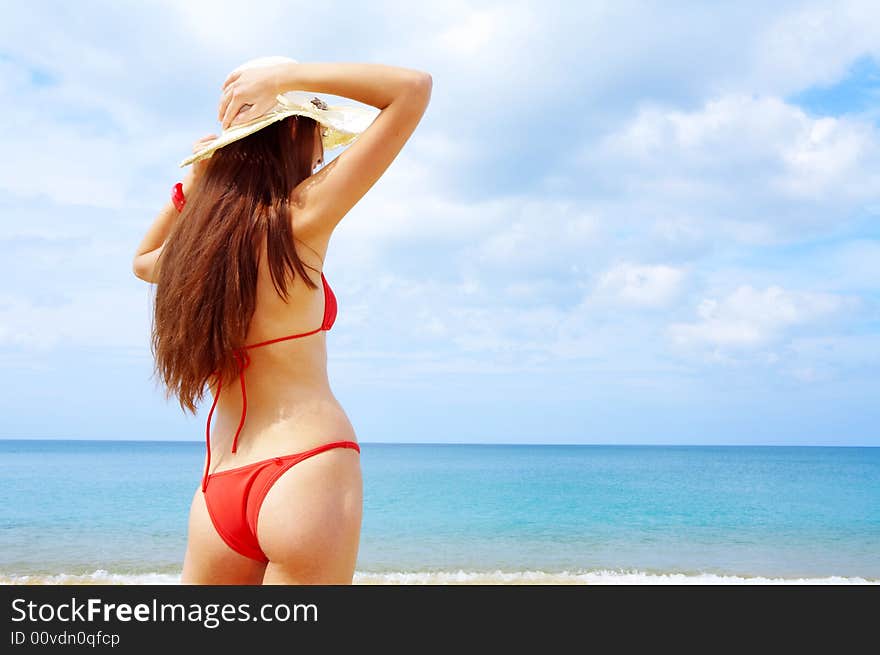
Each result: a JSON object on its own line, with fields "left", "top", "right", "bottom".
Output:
{"left": 2, "top": 569, "right": 876, "bottom": 585}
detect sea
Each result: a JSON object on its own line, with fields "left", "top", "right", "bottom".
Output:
{"left": 1, "top": 440, "right": 877, "bottom": 584}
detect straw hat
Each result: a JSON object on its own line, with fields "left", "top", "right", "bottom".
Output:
{"left": 180, "top": 56, "right": 379, "bottom": 168}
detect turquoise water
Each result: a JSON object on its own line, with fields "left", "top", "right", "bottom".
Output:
{"left": 1, "top": 440, "right": 878, "bottom": 583}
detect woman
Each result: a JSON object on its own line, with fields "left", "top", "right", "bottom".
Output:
{"left": 132, "top": 58, "right": 432, "bottom": 584}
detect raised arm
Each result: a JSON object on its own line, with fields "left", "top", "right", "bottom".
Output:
{"left": 283, "top": 62, "right": 432, "bottom": 239}
{"left": 220, "top": 61, "right": 432, "bottom": 241}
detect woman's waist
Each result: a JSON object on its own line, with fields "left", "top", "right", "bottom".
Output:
{"left": 206, "top": 428, "right": 360, "bottom": 478}
{"left": 209, "top": 394, "right": 355, "bottom": 458}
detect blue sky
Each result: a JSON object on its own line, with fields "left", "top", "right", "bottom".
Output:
{"left": 0, "top": 1, "right": 878, "bottom": 446}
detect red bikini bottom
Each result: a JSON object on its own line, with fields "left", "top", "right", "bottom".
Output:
{"left": 202, "top": 440, "right": 361, "bottom": 563}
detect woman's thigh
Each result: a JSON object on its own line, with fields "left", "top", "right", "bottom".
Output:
{"left": 180, "top": 486, "right": 267, "bottom": 585}
{"left": 258, "top": 448, "right": 363, "bottom": 585}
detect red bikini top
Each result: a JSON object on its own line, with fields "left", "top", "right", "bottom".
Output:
{"left": 201, "top": 271, "right": 337, "bottom": 491}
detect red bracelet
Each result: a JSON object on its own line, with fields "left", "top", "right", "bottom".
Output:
{"left": 171, "top": 182, "right": 186, "bottom": 212}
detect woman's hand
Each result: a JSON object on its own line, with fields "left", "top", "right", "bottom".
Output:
{"left": 218, "top": 61, "right": 288, "bottom": 130}
{"left": 190, "top": 134, "right": 218, "bottom": 179}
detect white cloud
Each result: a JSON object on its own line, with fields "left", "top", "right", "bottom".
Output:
{"left": 668, "top": 284, "right": 857, "bottom": 349}
{"left": 470, "top": 202, "right": 600, "bottom": 273}
{"left": 588, "top": 92, "right": 880, "bottom": 247}
{"left": 602, "top": 93, "right": 880, "bottom": 199}
{"left": 745, "top": 0, "right": 880, "bottom": 96}
{"left": 330, "top": 133, "right": 603, "bottom": 281}
{"left": 591, "top": 261, "right": 686, "bottom": 308}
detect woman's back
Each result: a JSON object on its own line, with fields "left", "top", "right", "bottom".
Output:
{"left": 204, "top": 58, "right": 435, "bottom": 471}
{"left": 206, "top": 224, "right": 352, "bottom": 474}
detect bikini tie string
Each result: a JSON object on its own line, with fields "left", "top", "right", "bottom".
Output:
{"left": 201, "top": 347, "right": 251, "bottom": 493}
{"left": 231, "top": 348, "right": 251, "bottom": 454}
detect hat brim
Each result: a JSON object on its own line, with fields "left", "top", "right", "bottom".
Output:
{"left": 179, "top": 93, "right": 379, "bottom": 168}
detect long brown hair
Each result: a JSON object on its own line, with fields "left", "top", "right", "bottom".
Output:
{"left": 150, "top": 115, "right": 322, "bottom": 415}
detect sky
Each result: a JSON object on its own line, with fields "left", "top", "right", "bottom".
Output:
{"left": 0, "top": 1, "right": 878, "bottom": 446}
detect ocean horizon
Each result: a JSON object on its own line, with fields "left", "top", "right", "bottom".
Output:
{"left": 1, "top": 439, "right": 878, "bottom": 585}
